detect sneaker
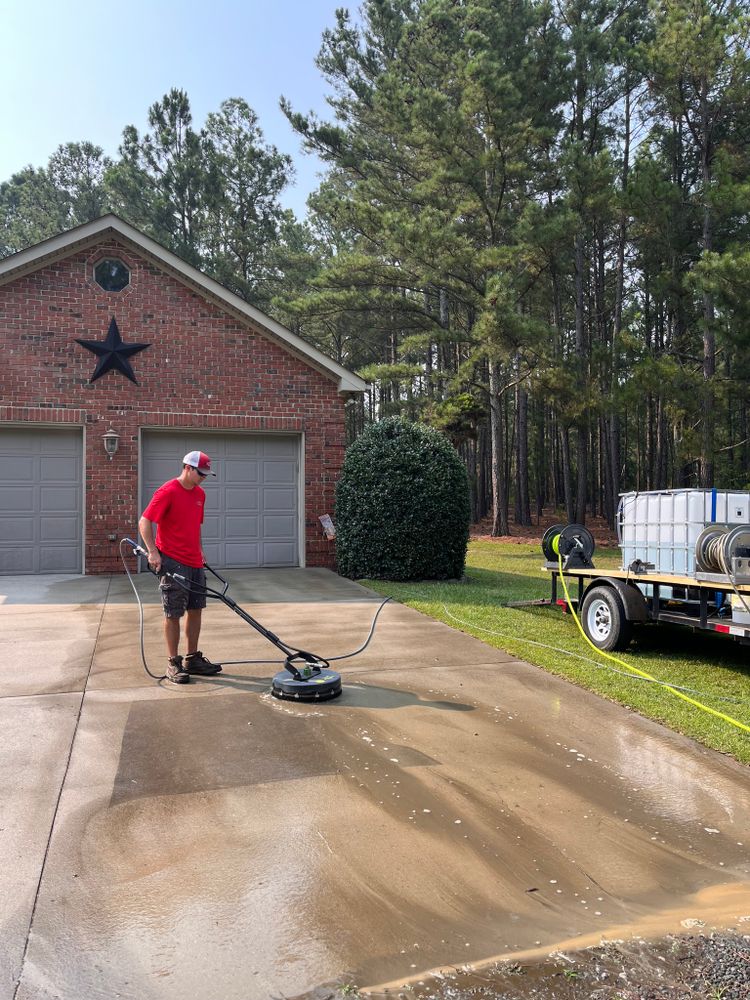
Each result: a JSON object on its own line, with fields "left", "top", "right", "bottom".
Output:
{"left": 167, "top": 655, "right": 190, "bottom": 684}
{"left": 184, "top": 651, "right": 222, "bottom": 675}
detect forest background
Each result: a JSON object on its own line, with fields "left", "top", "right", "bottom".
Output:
{"left": 2, "top": 0, "right": 750, "bottom": 534}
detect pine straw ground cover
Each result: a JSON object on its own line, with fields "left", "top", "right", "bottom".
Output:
{"left": 360, "top": 539, "right": 750, "bottom": 764}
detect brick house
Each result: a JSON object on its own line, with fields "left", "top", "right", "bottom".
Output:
{"left": 0, "top": 215, "right": 366, "bottom": 575}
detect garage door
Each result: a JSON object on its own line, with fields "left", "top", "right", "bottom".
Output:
{"left": 0, "top": 427, "right": 83, "bottom": 574}
{"left": 141, "top": 432, "right": 300, "bottom": 568}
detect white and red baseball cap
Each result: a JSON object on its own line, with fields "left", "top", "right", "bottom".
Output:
{"left": 182, "top": 450, "right": 216, "bottom": 476}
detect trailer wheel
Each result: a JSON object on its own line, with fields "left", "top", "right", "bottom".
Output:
{"left": 581, "top": 586, "right": 633, "bottom": 652}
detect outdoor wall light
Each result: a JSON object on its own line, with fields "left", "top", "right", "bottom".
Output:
{"left": 102, "top": 427, "right": 120, "bottom": 460}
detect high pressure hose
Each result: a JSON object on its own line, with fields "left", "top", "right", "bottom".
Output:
{"left": 119, "top": 538, "right": 167, "bottom": 681}
{"left": 219, "top": 594, "right": 392, "bottom": 666}
{"left": 119, "top": 537, "right": 392, "bottom": 682}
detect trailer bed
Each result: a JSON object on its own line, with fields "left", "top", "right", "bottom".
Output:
{"left": 543, "top": 562, "right": 750, "bottom": 643}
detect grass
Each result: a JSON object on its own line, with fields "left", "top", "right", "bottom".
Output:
{"left": 361, "top": 540, "right": 750, "bottom": 764}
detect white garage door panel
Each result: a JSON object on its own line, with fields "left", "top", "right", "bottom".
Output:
{"left": 227, "top": 437, "right": 262, "bottom": 456}
{"left": 40, "top": 546, "right": 80, "bottom": 572}
{"left": 2, "top": 550, "right": 34, "bottom": 573}
{"left": 0, "top": 486, "right": 35, "bottom": 511}
{"left": 41, "top": 488, "right": 78, "bottom": 512}
{"left": 201, "top": 516, "right": 221, "bottom": 541}
{"left": 264, "top": 488, "right": 295, "bottom": 510}
{"left": 0, "top": 428, "right": 83, "bottom": 575}
{"left": 263, "top": 460, "right": 296, "bottom": 484}
{"left": 41, "top": 516, "right": 79, "bottom": 541}
{"left": 225, "top": 516, "right": 258, "bottom": 535}
{"left": 226, "top": 486, "right": 259, "bottom": 510}
{"left": 11, "top": 457, "right": 35, "bottom": 479}
{"left": 225, "top": 461, "right": 259, "bottom": 483}
{"left": 264, "top": 515, "right": 296, "bottom": 537}
{"left": 40, "top": 456, "right": 78, "bottom": 480}
{"left": 264, "top": 541, "right": 297, "bottom": 564}
{"left": 141, "top": 432, "right": 300, "bottom": 568}
{"left": 0, "top": 521, "right": 34, "bottom": 542}
{"left": 268, "top": 438, "right": 297, "bottom": 456}
{"left": 230, "top": 543, "right": 260, "bottom": 564}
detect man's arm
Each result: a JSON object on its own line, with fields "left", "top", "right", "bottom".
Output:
{"left": 138, "top": 516, "right": 162, "bottom": 573}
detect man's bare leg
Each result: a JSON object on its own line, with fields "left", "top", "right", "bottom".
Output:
{"left": 185, "top": 609, "right": 202, "bottom": 655}
{"left": 164, "top": 616, "right": 180, "bottom": 659}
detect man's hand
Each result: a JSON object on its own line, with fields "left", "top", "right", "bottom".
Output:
{"left": 137, "top": 516, "right": 161, "bottom": 574}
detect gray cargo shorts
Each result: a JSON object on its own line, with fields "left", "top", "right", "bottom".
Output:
{"left": 158, "top": 552, "right": 207, "bottom": 617}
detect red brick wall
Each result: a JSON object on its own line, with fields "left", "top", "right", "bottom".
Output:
{"left": 0, "top": 238, "right": 344, "bottom": 572}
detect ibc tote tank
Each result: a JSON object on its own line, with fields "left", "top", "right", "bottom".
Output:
{"left": 617, "top": 489, "right": 750, "bottom": 577}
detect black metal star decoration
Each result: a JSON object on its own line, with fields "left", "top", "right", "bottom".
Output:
{"left": 76, "top": 317, "right": 150, "bottom": 385}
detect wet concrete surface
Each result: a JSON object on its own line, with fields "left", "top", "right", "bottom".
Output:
{"left": 1, "top": 570, "right": 749, "bottom": 999}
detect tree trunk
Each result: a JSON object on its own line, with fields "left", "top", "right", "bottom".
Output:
{"left": 560, "top": 425, "right": 574, "bottom": 524}
{"left": 489, "top": 362, "right": 509, "bottom": 536}
{"left": 699, "top": 77, "right": 715, "bottom": 487}
{"left": 515, "top": 380, "right": 531, "bottom": 525}
{"left": 608, "top": 81, "right": 630, "bottom": 524}
{"left": 574, "top": 231, "right": 588, "bottom": 523}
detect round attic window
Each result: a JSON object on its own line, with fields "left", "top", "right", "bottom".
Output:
{"left": 94, "top": 258, "right": 130, "bottom": 292}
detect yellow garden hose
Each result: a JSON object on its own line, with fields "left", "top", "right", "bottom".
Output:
{"left": 557, "top": 551, "right": 750, "bottom": 735}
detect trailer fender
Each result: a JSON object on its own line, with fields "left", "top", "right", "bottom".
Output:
{"left": 586, "top": 577, "right": 648, "bottom": 622}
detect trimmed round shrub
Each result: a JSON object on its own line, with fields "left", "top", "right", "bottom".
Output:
{"left": 335, "top": 417, "right": 471, "bottom": 580}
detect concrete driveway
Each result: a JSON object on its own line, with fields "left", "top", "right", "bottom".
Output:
{"left": 2, "top": 568, "right": 750, "bottom": 999}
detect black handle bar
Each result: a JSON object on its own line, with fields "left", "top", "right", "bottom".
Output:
{"left": 123, "top": 537, "right": 229, "bottom": 597}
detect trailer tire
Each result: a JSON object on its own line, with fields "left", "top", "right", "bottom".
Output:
{"left": 581, "top": 585, "right": 633, "bottom": 652}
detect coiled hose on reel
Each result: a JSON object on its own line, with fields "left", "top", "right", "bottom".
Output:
{"left": 695, "top": 523, "right": 750, "bottom": 576}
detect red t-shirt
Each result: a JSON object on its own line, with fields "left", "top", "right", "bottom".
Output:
{"left": 141, "top": 478, "right": 206, "bottom": 567}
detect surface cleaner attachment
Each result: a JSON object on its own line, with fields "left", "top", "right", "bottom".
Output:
{"left": 271, "top": 650, "right": 342, "bottom": 702}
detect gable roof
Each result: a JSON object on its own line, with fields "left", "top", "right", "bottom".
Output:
{"left": 0, "top": 214, "right": 367, "bottom": 394}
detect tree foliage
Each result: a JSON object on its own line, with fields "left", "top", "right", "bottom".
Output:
{"left": 283, "top": 0, "right": 750, "bottom": 525}
{"left": 1, "top": 91, "right": 297, "bottom": 314}
{"left": 0, "top": 142, "right": 111, "bottom": 254}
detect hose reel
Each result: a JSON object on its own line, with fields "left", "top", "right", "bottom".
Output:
{"left": 541, "top": 523, "right": 596, "bottom": 569}
{"left": 695, "top": 523, "right": 750, "bottom": 577}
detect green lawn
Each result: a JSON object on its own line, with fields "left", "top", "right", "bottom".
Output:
{"left": 361, "top": 540, "right": 750, "bottom": 764}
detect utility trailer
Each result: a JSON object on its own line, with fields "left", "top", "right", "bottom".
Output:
{"left": 541, "top": 490, "right": 750, "bottom": 651}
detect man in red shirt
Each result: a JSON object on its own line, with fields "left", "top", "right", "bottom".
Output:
{"left": 139, "top": 451, "right": 222, "bottom": 684}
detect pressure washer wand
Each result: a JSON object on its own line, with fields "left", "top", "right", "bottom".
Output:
{"left": 209, "top": 585, "right": 329, "bottom": 676}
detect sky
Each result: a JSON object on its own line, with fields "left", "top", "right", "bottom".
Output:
{"left": 0, "top": 0, "right": 347, "bottom": 218}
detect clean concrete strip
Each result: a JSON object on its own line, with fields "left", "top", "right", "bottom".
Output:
{"left": 2, "top": 606, "right": 111, "bottom": 698}
{"left": 0, "top": 694, "right": 81, "bottom": 998}
{"left": 0, "top": 578, "right": 110, "bottom": 1000}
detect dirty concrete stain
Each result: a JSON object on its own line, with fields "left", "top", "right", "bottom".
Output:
{"left": 110, "top": 687, "right": 440, "bottom": 805}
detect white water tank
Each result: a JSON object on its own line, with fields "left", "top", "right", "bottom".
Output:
{"left": 618, "top": 489, "right": 750, "bottom": 576}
